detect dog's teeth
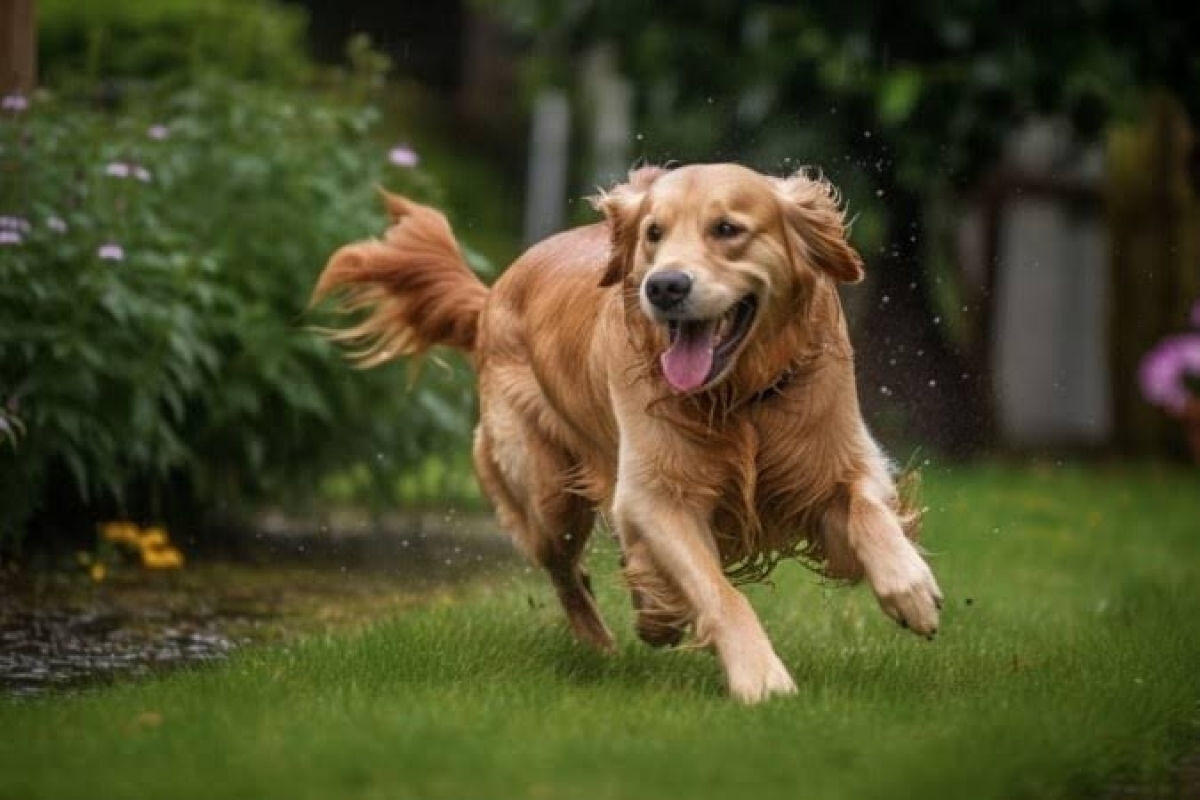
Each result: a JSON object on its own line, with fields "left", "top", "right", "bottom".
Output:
{"left": 714, "top": 310, "right": 734, "bottom": 344}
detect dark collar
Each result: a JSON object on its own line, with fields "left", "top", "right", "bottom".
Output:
{"left": 745, "top": 366, "right": 797, "bottom": 406}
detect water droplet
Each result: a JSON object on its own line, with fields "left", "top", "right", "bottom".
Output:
{"left": 928, "top": 379, "right": 937, "bottom": 388}
{"left": 881, "top": 294, "right": 891, "bottom": 304}
{"left": 875, "top": 189, "right": 885, "bottom": 198}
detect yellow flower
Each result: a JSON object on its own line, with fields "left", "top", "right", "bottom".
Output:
{"left": 100, "top": 521, "right": 142, "bottom": 546}
{"left": 89, "top": 562, "right": 107, "bottom": 582}
{"left": 100, "top": 521, "right": 185, "bottom": 570}
{"left": 137, "top": 527, "right": 169, "bottom": 549}
{"left": 141, "top": 545, "right": 184, "bottom": 570}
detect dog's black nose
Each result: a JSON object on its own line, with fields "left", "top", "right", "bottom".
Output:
{"left": 644, "top": 270, "right": 692, "bottom": 310}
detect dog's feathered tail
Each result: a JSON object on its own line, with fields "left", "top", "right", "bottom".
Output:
{"left": 311, "top": 190, "right": 488, "bottom": 366}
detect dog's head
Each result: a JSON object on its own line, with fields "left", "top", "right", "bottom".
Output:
{"left": 593, "top": 163, "right": 864, "bottom": 394}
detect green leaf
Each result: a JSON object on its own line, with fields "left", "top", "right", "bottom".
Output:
{"left": 878, "top": 67, "right": 922, "bottom": 125}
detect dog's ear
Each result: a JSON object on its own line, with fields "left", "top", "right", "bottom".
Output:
{"left": 591, "top": 166, "right": 668, "bottom": 287}
{"left": 773, "top": 169, "right": 865, "bottom": 284}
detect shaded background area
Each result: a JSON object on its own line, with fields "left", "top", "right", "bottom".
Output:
{"left": 1, "top": 0, "right": 1198, "bottom": 554}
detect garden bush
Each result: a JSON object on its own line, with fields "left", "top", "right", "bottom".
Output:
{"left": 38, "top": 0, "right": 310, "bottom": 87}
{"left": 0, "top": 37, "right": 487, "bottom": 550}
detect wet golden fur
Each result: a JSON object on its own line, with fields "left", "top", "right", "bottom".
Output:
{"left": 314, "top": 163, "right": 943, "bottom": 703}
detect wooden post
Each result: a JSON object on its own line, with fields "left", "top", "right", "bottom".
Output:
{"left": 1107, "top": 93, "right": 1200, "bottom": 456}
{"left": 523, "top": 89, "right": 570, "bottom": 246}
{"left": 0, "top": 0, "right": 36, "bottom": 95}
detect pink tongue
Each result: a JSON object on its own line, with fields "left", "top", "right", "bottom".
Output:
{"left": 661, "top": 325, "right": 714, "bottom": 392}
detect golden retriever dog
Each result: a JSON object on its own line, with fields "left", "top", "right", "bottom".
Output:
{"left": 313, "top": 163, "right": 943, "bottom": 703}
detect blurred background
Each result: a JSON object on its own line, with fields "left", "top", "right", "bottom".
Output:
{"left": 1, "top": 0, "right": 1198, "bottom": 555}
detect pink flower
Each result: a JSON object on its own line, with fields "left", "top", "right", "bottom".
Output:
{"left": 147, "top": 124, "right": 170, "bottom": 140}
{"left": 105, "top": 162, "right": 131, "bottom": 178}
{"left": 1139, "top": 334, "right": 1200, "bottom": 413}
{"left": 388, "top": 145, "right": 419, "bottom": 168}
{"left": 97, "top": 242, "right": 125, "bottom": 261}
{"left": 0, "top": 230, "right": 21, "bottom": 246}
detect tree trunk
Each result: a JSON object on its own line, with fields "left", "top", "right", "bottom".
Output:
{"left": 0, "top": 0, "right": 36, "bottom": 95}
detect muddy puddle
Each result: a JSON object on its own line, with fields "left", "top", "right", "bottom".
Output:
{"left": 0, "top": 511, "right": 517, "bottom": 698}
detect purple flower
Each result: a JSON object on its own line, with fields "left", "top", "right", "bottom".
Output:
{"left": 0, "top": 230, "right": 21, "bottom": 246}
{"left": 388, "top": 145, "right": 420, "bottom": 168}
{"left": 1139, "top": 334, "right": 1200, "bottom": 413}
{"left": 105, "top": 161, "right": 152, "bottom": 182}
{"left": 1, "top": 94, "right": 28, "bottom": 113}
{"left": 0, "top": 215, "right": 30, "bottom": 233}
{"left": 97, "top": 242, "right": 125, "bottom": 261}
{"left": 147, "top": 124, "right": 170, "bottom": 140}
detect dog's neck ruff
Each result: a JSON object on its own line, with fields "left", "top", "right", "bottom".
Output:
{"left": 741, "top": 340, "right": 843, "bottom": 407}
{"left": 744, "top": 365, "right": 797, "bottom": 406}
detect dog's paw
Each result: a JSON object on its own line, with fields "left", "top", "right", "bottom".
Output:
{"left": 725, "top": 650, "right": 797, "bottom": 704}
{"left": 868, "top": 544, "right": 943, "bottom": 639}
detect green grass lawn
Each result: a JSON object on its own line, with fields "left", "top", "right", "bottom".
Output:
{"left": 2, "top": 463, "right": 1199, "bottom": 800}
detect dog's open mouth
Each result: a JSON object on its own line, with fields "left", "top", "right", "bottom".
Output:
{"left": 661, "top": 295, "right": 758, "bottom": 393}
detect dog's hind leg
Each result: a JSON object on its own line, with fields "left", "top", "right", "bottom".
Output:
{"left": 620, "top": 536, "right": 687, "bottom": 648}
{"left": 472, "top": 421, "right": 614, "bottom": 651}
{"left": 542, "top": 498, "right": 613, "bottom": 652}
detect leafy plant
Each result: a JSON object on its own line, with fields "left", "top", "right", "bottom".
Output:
{"left": 0, "top": 50, "right": 486, "bottom": 548}
{"left": 38, "top": 0, "right": 311, "bottom": 87}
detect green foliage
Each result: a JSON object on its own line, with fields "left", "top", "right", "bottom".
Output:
{"left": 38, "top": 0, "right": 311, "bottom": 86}
{"left": 499, "top": 1, "right": 1197, "bottom": 189}
{"left": 0, "top": 56, "right": 484, "bottom": 545}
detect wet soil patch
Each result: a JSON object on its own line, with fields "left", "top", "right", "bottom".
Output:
{"left": 1, "top": 511, "right": 517, "bottom": 697}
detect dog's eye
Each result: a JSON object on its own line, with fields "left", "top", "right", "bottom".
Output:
{"left": 712, "top": 220, "right": 744, "bottom": 239}
{"left": 645, "top": 223, "right": 663, "bottom": 243}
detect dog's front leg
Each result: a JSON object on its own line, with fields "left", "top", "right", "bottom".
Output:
{"left": 835, "top": 471, "right": 943, "bottom": 637}
{"left": 612, "top": 490, "right": 796, "bottom": 704}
